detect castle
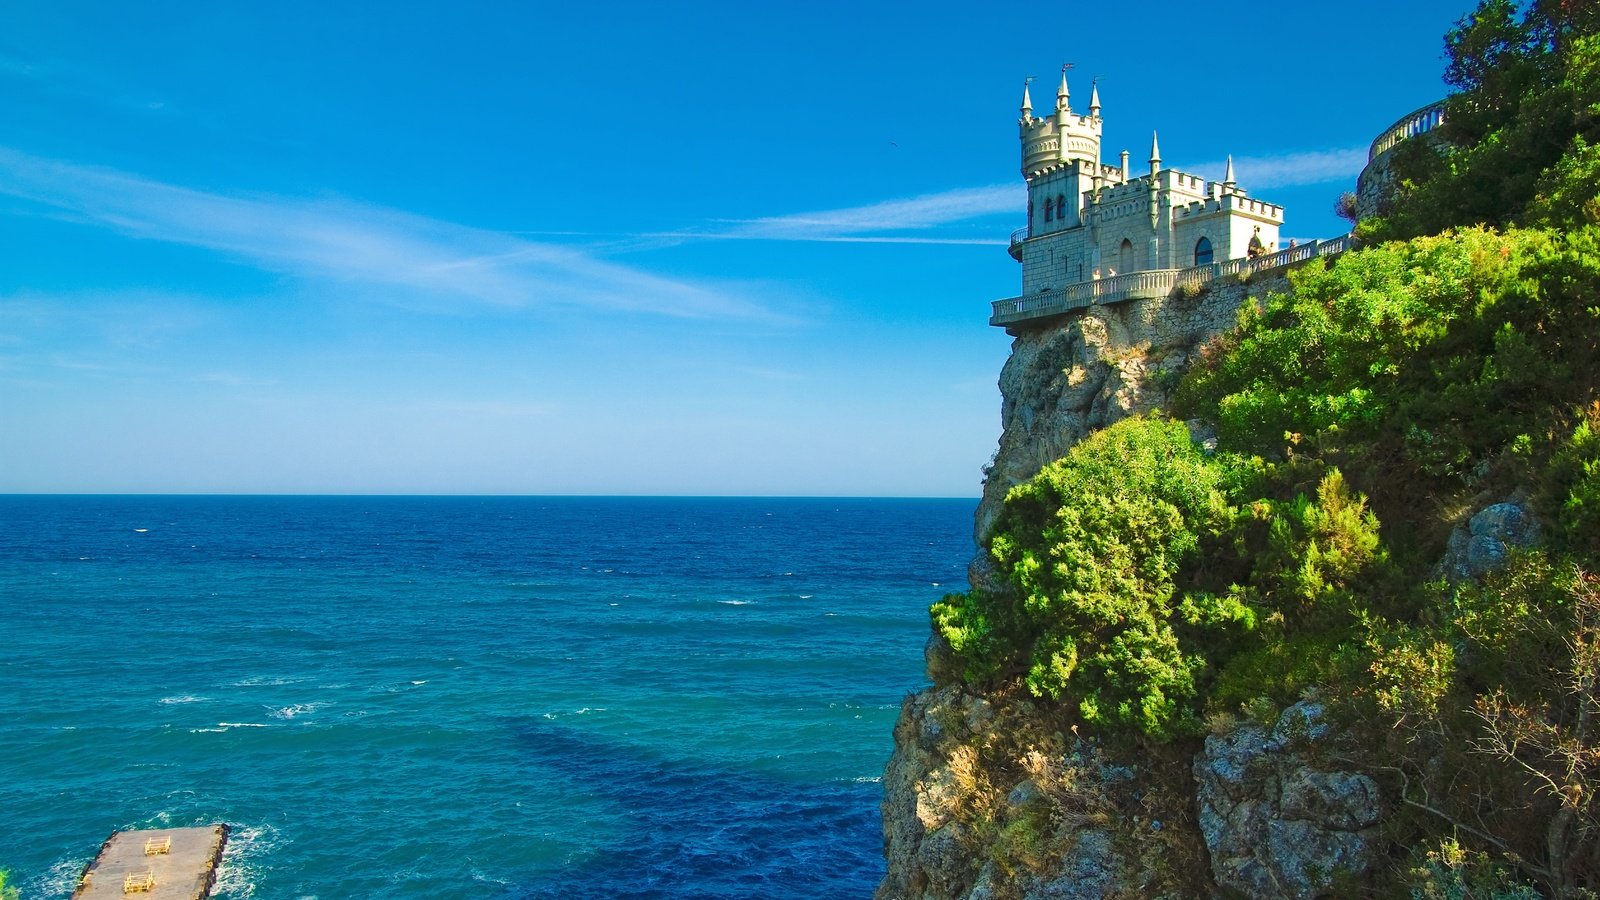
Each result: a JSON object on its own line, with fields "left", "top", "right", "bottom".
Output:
{"left": 1007, "top": 71, "right": 1285, "bottom": 300}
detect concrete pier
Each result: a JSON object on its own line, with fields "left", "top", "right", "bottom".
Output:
{"left": 70, "top": 825, "right": 229, "bottom": 899}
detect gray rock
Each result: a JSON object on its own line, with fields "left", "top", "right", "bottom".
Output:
{"left": 1194, "top": 702, "right": 1384, "bottom": 898}
{"left": 1022, "top": 831, "right": 1120, "bottom": 899}
{"left": 918, "top": 822, "right": 975, "bottom": 898}
{"left": 1440, "top": 499, "right": 1541, "bottom": 581}
{"left": 1185, "top": 418, "right": 1219, "bottom": 453}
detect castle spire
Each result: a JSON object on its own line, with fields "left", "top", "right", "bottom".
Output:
{"left": 1020, "top": 81, "right": 1033, "bottom": 118}
{"left": 1088, "top": 79, "right": 1101, "bottom": 117}
{"left": 1056, "top": 66, "right": 1070, "bottom": 112}
{"left": 1223, "top": 154, "right": 1236, "bottom": 189}
{"left": 1149, "top": 131, "right": 1161, "bottom": 176}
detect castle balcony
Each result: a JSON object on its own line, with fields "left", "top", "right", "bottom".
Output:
{"left": 989, "top": 234, "right": 1353, "bottom": 329}
{"left": 1007, "top": 226, "right": 1030, "bottom": 261}
{"left": 990, "top": 269, "right": 1180, "bottom": 327}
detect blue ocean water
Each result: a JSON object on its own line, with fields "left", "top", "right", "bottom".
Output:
{"left": 0, "top": 496, "right": 974, "bottom": 898}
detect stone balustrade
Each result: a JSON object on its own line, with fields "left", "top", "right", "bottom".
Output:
{"left": 989, "top": 234, "right": 1352, "bottom": 328}
{"left": 1367, "top": 101, "right": 1448, "bottom": 162}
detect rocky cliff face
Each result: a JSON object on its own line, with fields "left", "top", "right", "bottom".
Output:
{"left": 878, "top": 275, "right": 1389, "bottom": 900}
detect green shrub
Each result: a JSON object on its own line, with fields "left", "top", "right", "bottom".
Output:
{"left": 1404, "top": 839, "right": 1543, "bottom": 900}
{"left": 1545, "top": 403, "right": 1600, "bottom": 563}
{"left": 935, "top": 416, "right": 1242, "bottom": 739}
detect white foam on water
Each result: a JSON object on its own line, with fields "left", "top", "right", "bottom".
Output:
{"left": 410, "top": 680, "right": 427, "bottom": 685}
{"left": 230, "top": 675, "right": 302, "bottom": 687}
{"left": 217, "top": 722, "right": 273, "bottom": 728}
{"left": 798, "top": 594, "right": 814, "bottom": 599}
{"left": 212, "top": 822, "right": 281, "bottom": 898}
{"left": 29, "top": 855, "right": 92, "bottom": 897}
{"left": 268, "top": 702, "right": 328, "bottom": 720}
{"left": 717, "top": 599, "right": 753, "bottom": 606}
{"left": 133, "top": 528, "right": 148, "bottom": 533}
{"left": 160, "top": 695, "right": 209, "bottom": 705}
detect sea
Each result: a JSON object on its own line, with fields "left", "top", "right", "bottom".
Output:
{"left": 0, "top": 495, "right": 976, "bottom": 898}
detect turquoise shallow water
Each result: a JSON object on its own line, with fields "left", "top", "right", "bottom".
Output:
{"left": 0, "top": 496, "right": 975, "bottom": 898}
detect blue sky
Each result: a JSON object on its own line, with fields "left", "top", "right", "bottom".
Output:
{"left": 1, "top": 1, "right": 1468, "bottom": 496}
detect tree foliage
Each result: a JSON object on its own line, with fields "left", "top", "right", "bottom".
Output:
{"left": 1371, "top": 1, "right": 1600, "bottom": 237}
{"left": 935, "top": 419, "right": 1384, "bottom": 740}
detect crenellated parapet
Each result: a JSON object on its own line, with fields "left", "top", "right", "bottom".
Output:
{"left": 1019, "top": 70, "right": 1103, "bottom": 178}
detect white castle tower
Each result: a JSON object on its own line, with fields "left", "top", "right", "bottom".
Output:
{"left": 1009, "top": 72, "right": 1285, "bottom": 296}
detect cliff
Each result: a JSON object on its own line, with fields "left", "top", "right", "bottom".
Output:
{"left": 877, "top": 273, "right": 1387, "bottom": 900}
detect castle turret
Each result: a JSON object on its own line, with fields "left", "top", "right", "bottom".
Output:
{"left": 1222, "top": 155, "right": 1236, "bottom": 192}
{"left": 1088, "top": 80, "right": 1101, "bottom": 118}
{"left": 1149, "top": 132, "right": 1161, "bottom": 177}
{"left": 1019, "top": 71, "right": 1102, "bottom": 177}
{"left": 1019, "top": 82, "right": 1032, "bottom": 120}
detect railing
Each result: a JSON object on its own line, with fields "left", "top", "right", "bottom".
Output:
{"left": 1007, "top": 226, "right": 1030, "bottom": 260}
{"left": 1368, "top": 101, "right": 1448, "bottom": 162}
{"left": 989, "top": 234, "right": 1353, "bottom": 327}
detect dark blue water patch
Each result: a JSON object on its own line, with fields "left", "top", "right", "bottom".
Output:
{"left": 504, "top": 720, "right": 884, "bottom": 899}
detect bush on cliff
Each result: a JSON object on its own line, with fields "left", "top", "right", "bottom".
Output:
{"left": 933, "top": 417, "right": 1238, "bottom": 739}
{"left": 1176, "top": 223, "right": 1600, "bottom": 558}
{"left": 934, "top": 418, "right": 1389, "bottom": 740}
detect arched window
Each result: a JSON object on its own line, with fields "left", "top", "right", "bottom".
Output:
{"left": 1194, "top": 236, "right": 1214, "bottom": 266}
{"left": 1044, "top": 200, "right": 1053, "bottom": 222}
{"left": 1056, "top": 194, "right": 1066, "bottom": 222}
{"left": 1118, "top": 238, "right": 1135, "bottom": 274}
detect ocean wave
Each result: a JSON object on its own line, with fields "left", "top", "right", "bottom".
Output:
{"left": 717, "top": 599, "right": 753, "bottom": 606}
{"left": 216, "top": 722, "right": 273, "bottom": 728}
{"left": 213, "top": 823, "right": 281, "bottom": 898}
{"left": 268, "top": 702, "right": 328, "bottom": 720}
{"left": 29, "top": 856, "right": 92, "bottom": 897}
{"left": 230, "top": 675, "right": 302, "bottom": 687}
{"left": 544, "top": 706, "right": 608, "bottom": 720}
{"left": 160, "top": 695, "right": 209, "bottom": 705}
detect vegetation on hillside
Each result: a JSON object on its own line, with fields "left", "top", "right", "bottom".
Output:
{"left": 935, "top": 1, "right": 1600, "bottom": 893}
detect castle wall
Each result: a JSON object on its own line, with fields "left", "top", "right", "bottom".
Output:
{"left": 1019, "top": 228, "right": 1090, "bottom": 294}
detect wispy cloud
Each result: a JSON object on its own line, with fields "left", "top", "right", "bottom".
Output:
{"left": 0, "top": 147, "right": 775, "bottom": 321}
{"left": 1185, "top": 147, "right": 1368, "bottom": 190}
{"left": 724, "top": 185, "right": 1019, "bottom": 242}
{"left": 669, "top": 146, "right": 1361, "bottom": 246}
